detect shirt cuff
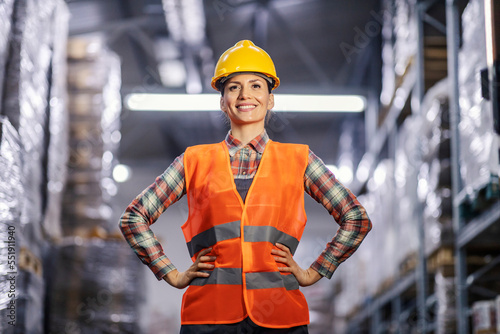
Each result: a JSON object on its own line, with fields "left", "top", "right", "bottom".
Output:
{"left": 150, "top": 255, "right": 177, "bottom": 280}
{"left": 310, "top": 258, "right": 339, "bottom": 279}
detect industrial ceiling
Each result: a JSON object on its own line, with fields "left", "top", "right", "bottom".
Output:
{"left": 66, "top": 0, "right": 382, "bottom": 169}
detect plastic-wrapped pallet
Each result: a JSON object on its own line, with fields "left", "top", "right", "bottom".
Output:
{"left": 472, "top": 300, "right": 497, "bottom": 334}
{"left": 47, "top": 238, "right": 145, "bottom": 333}
{"left": 0, "top": 117, "right": 23, "bottom": 334}
{"left": 62, "top": 36, "right": 122, "bottom": 237}
{"left": 1, "top": 0, "right": 68, "bottom": 255}
{"left": 333, "top": 162, "right": 394, "bottom": 315}
{"left": 393, "top": 0, "right": 417, "bottom": 76}
{"left": 458, "top": 0, "right": 500, "bottom": 205}
{"left": 380, "top": 0, "right": 417, "bottom": 106}
{"left": 0, "top": 119, "right": 46, "bottom": 334}
{"left": 0, "top": 1, "right": 69, "bottom": 332}
{"left": 331, "top": 192, "right": 374, "bottom": 320}
{"left": 366, "top": 160, "right": 397, "bottom": 296}
{"left": 380, "top": 0, "right": 397, "bottom": 106}
{"left": 0, "top": 0, "right": 15, "bottom": 111}
{"left": 418, "top": 79, "right": 453, "bottom": 254}
{"left": 394, "top": 116, "right": 421, "bottom": 274}
{"left": 435, "top": 269, "right": 456, "bottom": 334}
{"left": 42, "top": 1, "right": 70, "bottom": 240}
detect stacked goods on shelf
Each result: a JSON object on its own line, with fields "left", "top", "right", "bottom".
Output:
{"left": 380, "top": 0, "right": 417, "bottom": 107}
{"left": 0, "top": 0, "right": 15, "bottom": 108}
{"left": 47, "top": 238, "right": 144, "bottom": 333}
{"left": 62, "top": 35, "right": 122, "bottom": 237}
{"left": 417, "top": 79, "right": 453, "bottom": 255}
{"left": 365, "top": 160, "right": 397, "bottom": 295}
{"left": 0, "top": 1, "right": 69, "bottom": 333}
{"left": 47, "top": 35, "right": 144, "bottom": 333}
{"left": 393, "top": 0, "right": 417, "bottom": 77}
{"left": 379, "top": 0, "right": 397, "bottom": 107}
{"left": 330, "top": 195, "right": 371, "bottom": 316}
{"left": 2, "top": 0, "right": 66, "bottom": 257}
{"left": 472, "top": 300, "right": 497, "bottom": 334}
{"left": 331, "top": 162, "right": 395, "bottom": 318}
{"left": 458, "top": 0, "right": 500, "bottom": 213}
{"left": 43, "top": 2, "right": 70, "bottom": 240}
{"left": 394, "top": 116, "right": 421, "bottom": 275}
{"left": 435, "top": 268, "right": 456, "bottom": 334}
{"left": 0, "top": 118, "right": 23, "bottom": 333}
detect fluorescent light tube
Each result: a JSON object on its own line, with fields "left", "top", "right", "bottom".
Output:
{"left": 124, "top": 93, "right": 365, "bottom": 113}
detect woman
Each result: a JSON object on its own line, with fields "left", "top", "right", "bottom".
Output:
{"left": 119, "top": 40, "right": 372, "bottom": 333}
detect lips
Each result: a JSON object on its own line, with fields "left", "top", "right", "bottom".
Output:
{"left": 237, "top": 104, "right": 256, "bottom": 111}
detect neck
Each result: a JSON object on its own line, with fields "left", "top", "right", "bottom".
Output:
{"left": 230, "top": 123, "right": 265, "bottom": 146}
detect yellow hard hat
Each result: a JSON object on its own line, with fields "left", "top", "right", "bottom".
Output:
{"left": 211, "top": 40, "right": 280, "bottom": 91}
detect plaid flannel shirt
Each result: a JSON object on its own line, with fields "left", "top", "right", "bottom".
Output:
{"left": 119, "top": 130, "right": 372, "bottom": 280}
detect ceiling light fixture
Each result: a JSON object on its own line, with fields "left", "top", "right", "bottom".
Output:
{"left": 124, "top": 93, "right": 366, "bottom": 113}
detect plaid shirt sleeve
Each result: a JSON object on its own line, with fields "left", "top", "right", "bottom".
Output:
{"left": 119, "top": 153, "right": 186, "bottom": 280}
{"left": 304, "top": 149, "right": 372, "bottom": 279}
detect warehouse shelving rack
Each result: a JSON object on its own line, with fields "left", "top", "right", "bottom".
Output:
{"left": 447, "top": 0, "right": 500, "bottom": 332}
{"left": 348, "top": 1, "right": 445, "bottom": 332}
{"left": 346, "top": 0, "right": 500, "bottom": 332}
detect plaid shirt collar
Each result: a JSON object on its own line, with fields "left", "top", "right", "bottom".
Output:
{"left": 225, "top": 130, "right": 269, "bottom": 156}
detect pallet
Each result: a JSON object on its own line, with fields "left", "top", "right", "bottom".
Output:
{"left": 19, "top": 247, "right": 43, "bottom": 277}
{"left": 427, "top": 246, "right": 455, "bottom": 277}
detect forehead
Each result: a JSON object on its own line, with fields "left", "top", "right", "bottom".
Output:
{"left": 226, "top": 73, "right": 266, "bottom": 83}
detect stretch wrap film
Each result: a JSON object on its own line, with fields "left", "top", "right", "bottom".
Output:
{"left": 395, "top": 116, "right": 421, "bottom": 271}
{"left": 458, "top": 0, "right": 500, "bottom": 199}
{"left": 43, "top": 1, "right": 70, "bottom": 240}
{"left": 366, "top": 160, "right": 397, "bottom": 297}
{"left": 1, "top": 0, "right": 68, "bottom": 253}
{"left": 380, "top": 0, "right": 417, "bottom": 106}
{"left": 418, "top": 79, "right": 453, "bottom": 254}
{"left": 332, "top": 192, "right": 373, "bottom": 319}
{"left": 0, "top": 1, "right": 69, "bottom": 332}
{"left": 47, "top": 238, "right": 144, "bottom": 333}
{"left": 0, "top": 0, "right": 15, "bottom": 112}
{"left": 0, "top": 118, "right": 46, "bottom": 334}
{"left": 0, "top": 117, "right": 23, "bottom": 333}
{"left": 331, "top": 161, "right": 395, "bottom": 317}
{"left": 435, "top": 270, "right": 456, "bottom": 334}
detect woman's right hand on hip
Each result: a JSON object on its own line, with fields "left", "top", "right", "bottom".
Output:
{"left": 163, "top": 248, "right": 216, "bottom": 289}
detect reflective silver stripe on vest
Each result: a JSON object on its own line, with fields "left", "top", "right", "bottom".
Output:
{"left": 243, "top": 226, "right": 300, "bottom": 254}
{"left": 245, "top": 272, "right": 300, "bottom": 291}
{"left": 190, "top": 269, "right": 299, "bottom": 290}
{"left": 190, "top": 267, "right": 242, "bottom": 286}
{"left": 186, "top": 220, "right": 241, "bottom": 257}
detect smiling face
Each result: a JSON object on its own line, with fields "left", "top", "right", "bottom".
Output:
{"left": 220, "top": 73, "right": 274, "bottom": 131}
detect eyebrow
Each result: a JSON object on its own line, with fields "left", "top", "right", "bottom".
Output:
{"left": 227, "top": 78, "right": 264, "bottom": 85}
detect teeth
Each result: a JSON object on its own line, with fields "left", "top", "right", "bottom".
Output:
{"left": 238, "top": 105, "right": 255, "bottom": 110}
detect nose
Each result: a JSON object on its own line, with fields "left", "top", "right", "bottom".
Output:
{"left": 238, "top": 85, "right": 250, "bottom": 99}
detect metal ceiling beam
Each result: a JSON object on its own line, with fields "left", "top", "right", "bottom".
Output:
{"left": 162, "top": 0, "right": 210, "bottom": 93}
{"left": 69, "top": 15, "right": 166, "bottom": 36}
{"left": 126, "top": 28, "right": 163, "bottom": 87}
{"left": 268, "top": 5, "right": 333, "bottom": 88}
{"left": 252, "top": 1, "right": 271, "bottom": 48}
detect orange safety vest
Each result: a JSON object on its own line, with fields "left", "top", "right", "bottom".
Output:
{"left": 181, "top": 140, "right": 310, "bottom": 328}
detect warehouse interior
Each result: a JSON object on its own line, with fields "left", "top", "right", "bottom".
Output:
{"left": 0, "top": 0, "right": 499, "bottom": 333}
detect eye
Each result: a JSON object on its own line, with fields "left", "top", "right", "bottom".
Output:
{"left": 252, "top": 83, "right": 262, "bottom": 89}
{"left": 228, "top": 84, "right": 239, "bottom": 91}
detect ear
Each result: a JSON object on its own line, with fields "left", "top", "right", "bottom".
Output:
{"left": 267, "top": 93, "right": 275, "bottom": 110}
{"left": 220, "top": 96, "right": 227, "bottom": 113}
